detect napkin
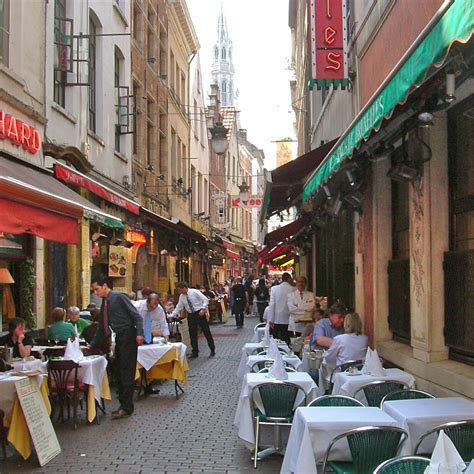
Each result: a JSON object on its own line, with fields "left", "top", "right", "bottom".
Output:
{"left": 267, "top": 337, "right": 279, "bottom": 360}
{"left": 464, "top": 461, "right": 474, "bottom": 473}
{"left": 362, "top": 347, "right": 385, "bottom": 376}
{"left": 268, "top": 346, "right": 288, "bottom": 380}
{"left": 260, "top": 323, "right": 271, "bottom": 347}
{"left": 63, "top": 338, "right": 83, "bottom": 362}
{"left": 424, "top": 430, "right": 466, "bottom": 474}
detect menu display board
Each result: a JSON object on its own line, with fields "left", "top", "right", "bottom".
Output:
{"left": 15, "top": 377, "right": 61, "bottom": 466}
{"left": 108, "top": 245, "right": 127, "bottom": 277}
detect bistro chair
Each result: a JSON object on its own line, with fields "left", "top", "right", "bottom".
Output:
{"left": 353, "top": 380, "right": 408, "bottom": 407}
{"left": 47, "top": 360, "right": 85, "bottom": 430}
{"left": 380, "top": 389, "right": 435, "bottom": 408}
{"left": 250, "top": 359, "right": 273, "bottom": 373}
{"left": 414, "top": 420, "right": 474, "bottom": 461}
{"left": 307, "top": 394, "right": 364, "bottom": 407}
{"left": 250, "top": 381, "right": 306, "bottom": 468}
{"left": 328, "top": 360, "right": 364, "bottom": 392}
{"left": 43, "top": 346, "right": 66, "bottom": 359}
{"left": 253, "top": 322, "right": 266, "bottom": 334}
{"left": 321, "top": 426, "right": 408, "bottom": 473}
{"left": 374, "top": 455, "right": 431, "bottom": 473}
{"left": 257, "top": 365, "right": 297, "bottom": 373}
{"left": 252, "top": 348, "right": 287, "bottom": 357}
{"left": 0, "top": 409, "right": 7, "bottom": 460}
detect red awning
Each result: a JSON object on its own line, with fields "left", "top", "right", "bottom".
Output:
{"left": 0, "top": 198, "right": 79, "bottom": 244}
{"left": 260, "top": 244, "right": 294, "bottom": 264}
{"left": 272, "top": 253, "right": 295, "bottom": 267}
{"left": 226, "top": 249, "right": 239, "bottom": 260}
{"left": 265, "top": 217, "right": 307, "bottom": 245}
{"left": 55, "top": 163, "right": 140, "bottom": 215}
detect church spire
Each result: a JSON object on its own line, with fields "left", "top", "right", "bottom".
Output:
{"left": 211, "top": 2, "right": 235, "bottom": 107}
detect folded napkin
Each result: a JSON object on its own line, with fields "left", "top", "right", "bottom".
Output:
{"left": 63, "top": 338, "right": 83, "bottom": 362}
{"left": 424, "top": 430, "right": 466, "bottom": 474}
{"left": 268, "top": 346, "right": 288, "bottom": 380}
{"left": 260, "top": 323, "right": 271, "bottom": 347}
{"left": 464, "top": 461, "right": 474, "bottom": 473}
{"left": 362, "top": 347, "right": 385, "bottom": 376}
{"left": 267, "top": 337, "right": 279, "bottom": 360}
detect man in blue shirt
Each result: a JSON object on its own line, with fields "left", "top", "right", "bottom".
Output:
{"left": 311, "top": 302, "right": 347, "bottom": 349}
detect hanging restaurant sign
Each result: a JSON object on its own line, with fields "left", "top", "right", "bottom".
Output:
{"left": 0, "top": 110, "right": 42, "bottom": 154}
{"left": 230, "top": 196, "right": 263, "bottom": 208}
{"left": 307, "top": 0, "right": 349, "bottom": 90}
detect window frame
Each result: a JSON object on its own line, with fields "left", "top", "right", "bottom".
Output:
{"left": 0, "top": 0, "right": 10, "bottom": 67}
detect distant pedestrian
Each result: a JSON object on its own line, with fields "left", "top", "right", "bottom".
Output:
{"left": 255, "top": 278, "right": 269, "bottom": 322}
{"left": 231, "top": 277, "right": 248, "bottom": 328}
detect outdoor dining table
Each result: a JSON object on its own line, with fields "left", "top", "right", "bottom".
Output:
{"left": 382, "top": 397, "right": 474, "bottom": 455}
{"left": 237, "top": 354, "right": 303, "bottom": 378}
{"left": 234, "top": 372, "right": 318, "bottom": 451}
{"left": 332, "top": 367, "right": 416, "bottom": 403}
{"left": 0, "top": 373, "right": 50, "bottom": 460}
{"left": 135, "top": 342, "right": 189, "bottom": 398}
{"left": 280, "top": 406, "right": 401, "bottom": 474}
{"left": 242, "top": 342, "right": 291, "bottom": 358}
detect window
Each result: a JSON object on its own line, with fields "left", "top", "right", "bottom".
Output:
{"left": 54, "top": 0, "right": 67, "bottom": 107}
{"left": 147, "top": 5, "right": 155, "bottom": 66}
{"left": 114, "top": 48, "right": 122, "bottom": 152}
{"left": 132, "top": 81, "right": 139, "bottom": 155}
{"left": 88, "top": 15, "right": 97, "bottom": 132}
{"left": 171, "top": 127, "right": 177, "bottom": 178}
{"left": 0, "top": 0, "right": 9, "bottom": 67}
{"left": 133, "top": 1, "right": 142, "bottom": 48}
{"left": 169, "top": 50, "right": 175, "bottom": 88}
{"left": 214, "top": 47, "right": 218, "bottom": 60}
{"left": 180, "top": 72, "right": 186, "bottom": 107}
{"left": 222, "top": 48, "right": 226, "bottom": 60}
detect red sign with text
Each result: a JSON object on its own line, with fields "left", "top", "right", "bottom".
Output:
{"left": 308, "top": 0, "right": 347, "bottom": 82}
{"left": 0, "top": 110, "right": 42, "bottom": 154}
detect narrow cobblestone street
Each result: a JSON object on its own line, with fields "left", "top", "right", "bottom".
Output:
{"left": 1, "top": 315, "right": 283, "bottom": 473}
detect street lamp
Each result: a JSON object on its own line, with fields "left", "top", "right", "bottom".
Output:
{"left": 209, "top": 121, "right": 229, "bottom": 156}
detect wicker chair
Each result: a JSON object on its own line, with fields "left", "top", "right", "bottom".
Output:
{"left": 250, "top": 381, "right": 306, "bottom": 468}
{"left": 307, "top": 394, "right": 364, "bottom": 407}
{"left": 414, "top": 420, "right": 474, "bottom": 461}
{"left": 353, "top": 380, "right": 408, "bottom": 407}
{"left": 322, "top": 426, "right": 408, "bottom": 473}
{"left": 380, "top": 389, "right": 435, "bottom": 408}
{"left": 374, "top": 455, "right": 431, "bottom": 473}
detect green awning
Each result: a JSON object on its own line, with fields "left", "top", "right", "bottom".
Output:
{"left": 83, "top": 209, "right": 124, "bottom": 229}
{"left": 303, "top": 0, "right": 474, "bottom": 203}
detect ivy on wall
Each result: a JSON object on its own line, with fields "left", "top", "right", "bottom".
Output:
{"left": 19, "top": 258, "right": 36, "bottom": 328}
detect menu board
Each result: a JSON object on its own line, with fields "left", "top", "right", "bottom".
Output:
{"left": 15, "top": 377, "right": 61, "bottom": 466}
{"left": 108, "top": 245, "right": 127, "bottom": 277}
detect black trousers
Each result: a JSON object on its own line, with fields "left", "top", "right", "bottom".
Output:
{"left": 233, "top": 299, "right": 246, "bottom": 327}
{"left": 188, "top": 311, "right": 215, "bottom": 355}
{"left": 114, "top": 328, "right": 138, "bottom": 414}
{"left": 257, "top": 302, "right": 268, "bottom": 322}
{"left": 271, "top": 323, "right": 291, "bottom": 345}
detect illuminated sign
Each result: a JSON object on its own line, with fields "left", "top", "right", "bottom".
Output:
{"left": 129, "top": 230, "right": 147, "bottom": 245}
{"left": 0, "top": 110, "right": 42, "bottom": 154}
{"left": 308, "top": 0, "right": 348, "bottom": 89}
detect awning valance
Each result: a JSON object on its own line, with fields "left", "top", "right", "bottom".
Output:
{"left": 303, "top": 0, "right": 474, "bottom": 202}
{"left": 265, "top": 217, "right": 306, "bottom": 245}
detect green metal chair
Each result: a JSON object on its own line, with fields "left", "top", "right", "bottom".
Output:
{"left": 257, "top": 366, "right": 297, "bottom": 373}
{"left": 321, "top": 426, "right": 408, "bottom": 473}
{"left": 328, "top": 360, "right": 364, "bottom": 392}
{"left": 353, "top": 380, "right": 408, "bottom": 406}
{"left": 307, "top": 394, "right": 364, "bottom": 407}
{"left": 380, "top": 389, "right": 435, "bottom": 408}
{"left": 414, "top": 420, "right": 474, "bottom": 461}
{"left": 250, "top": 381, "right": 306, "bottom": 468}
{"left": 374, "top": 455, "right": 431, "bottom": 473}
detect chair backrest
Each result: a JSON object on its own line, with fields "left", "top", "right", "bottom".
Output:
{"left": 47, "top": 360, "right": 80, "bottom": 395}
{"left": 250, "top": 359, "right": 273, "bottom": 372}
{"left": 414, "top": 420, "right": 474, "bottom": 461}
{"left": 253, "top": 322, "right": 266, "bottom": 334}
{"left": 322, "top": 426, "right": 408, "bottom": 473}
{"left": 380, "top": 389, "right": 435, "bottom": 408}
{"left": 374, "top": 455, "right": 431, "bottom": 474}
{"left": 354, "top": 380, "right": 408, "bottom": 407}
{"left": 251, "top": 381, "right": 305, "bottom": 420}
{"left": 257, "top": 366, "right": 298, "bottom": 374}
{"left": 43, "top": 347, "right": 66, "bottom": 359}
{"left": 252, "top": 347, "right": 267, "bottom": 355}
{"left": 329, "top": 360, "right": 364, "bottom": 385}
{"left": 307, "top": 394, "right": 364, "bottom": 407}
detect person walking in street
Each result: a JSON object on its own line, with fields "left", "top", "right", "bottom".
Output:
{"left": 255, "top": 278, "right": 270, "bottom": 323}
{"left": 170, "top": 282, "right": 215, "bottom": 358}
{"left": 244, "top": 276, "right": 255, "bottom": 316}
{"left": 266, "top": 272, "right": 295, "bottom": 345}
{"left": 230, "top": 277, "right": 248, "bottom": 328}
{"left": 91, "top": 276, "right": 144, "bottom": 420}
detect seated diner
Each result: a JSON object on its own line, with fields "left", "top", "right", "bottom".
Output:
{"left": 47, "top": 307, "right": 76, "bottom": 343}
{"left": 0, "top": 317, "right": 32, "bottom": 358}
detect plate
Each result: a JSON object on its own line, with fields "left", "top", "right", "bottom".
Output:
{"left": 346, "top": 370, "right": 363, "bottom": 376}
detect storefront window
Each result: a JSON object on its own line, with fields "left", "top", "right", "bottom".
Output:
{"left": 0, "top": 0, "right": 9, "bottom": 67}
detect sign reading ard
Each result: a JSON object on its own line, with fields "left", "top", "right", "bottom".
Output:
{"left": 0, "top": 110, "right": 42, "bottom": 154}
{"left": 15, "top": 377, "right": 61, "bottom": 466}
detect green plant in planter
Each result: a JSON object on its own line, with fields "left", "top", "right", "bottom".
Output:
{"left": 19, "top": 258, "right": 36, "bottom": 328}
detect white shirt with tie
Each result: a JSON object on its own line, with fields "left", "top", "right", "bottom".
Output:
{"left": 287, "top": 289, "right": 316, "bottom": 333}
{"left": 266, "top": 281, "right": 295, "bottom": 325}
{"left": 171, "top": 288, "right": 209, "bottom": 317}
{"left": 132, "top": 299, "right": 170, "bottom": 337}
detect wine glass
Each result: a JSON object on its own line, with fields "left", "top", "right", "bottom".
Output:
{"left": 264, "top": 359, "right": 274, "bottom": 378}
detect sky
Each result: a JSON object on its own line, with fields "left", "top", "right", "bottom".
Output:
{"left": 186, "top": 0, "right": 297, "bottom": 170}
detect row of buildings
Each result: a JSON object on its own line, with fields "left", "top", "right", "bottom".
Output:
{"left": 262, "top": 0, "right": 473, "bottom": 398}
{"left": 0, "top": 0, "right": 265, "bottom": 331}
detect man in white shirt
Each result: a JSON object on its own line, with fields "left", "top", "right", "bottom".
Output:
{"left": 170, "top": 282, "right": 215, "bottom": 358}
{"left": 266, "top": 272, "right": 295, "bottom": 344}
{"left": 132, "top": 293, "right": 170, "bottom": 344}
{"left": 287, "top": 276, "right": 316, "bottom": 336}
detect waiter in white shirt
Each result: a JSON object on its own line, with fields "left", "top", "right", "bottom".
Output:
{"left": 287, "top": 276, "right": 316, "bottom": 336}
{"left": 266, "top": 272, "right": 295, "bottom": 344}
{"left": 132, "top": 293, "right": 170, "bottom": 343}
{"left": 170, "top": 282, "right": 215, "bottom": 359}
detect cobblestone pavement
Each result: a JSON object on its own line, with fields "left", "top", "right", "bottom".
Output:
{"left": 1, "top": 314, "right": 284, "bottom": 473}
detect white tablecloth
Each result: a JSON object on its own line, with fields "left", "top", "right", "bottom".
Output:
{"left": 77, "top": 355, "right": 108, "bottom": 403}
{"left": 237, "top": 354, "right": 303, "bottom": 378}
{"left": 137, "top": 342, "right": 187, "bottom": 371}
{"left": 11, "top": 359, "right": 43, "bottom": 372}
{"left": 382, "top": 397, "right": 474, "bottom": 455}
{"left": 281, "top": 406, "right": 400, "bottom": 474}
{"left": 332, "top": 368, "right": 416, "bottom": 403}
{"left": 234, "top": 372, "right": 318, "bottom": 450}
{"left": 252, "top": 327, "right": 266, "bottom": 343}
{"left": 0, "top": 373, "right": 45, "bottom": 415}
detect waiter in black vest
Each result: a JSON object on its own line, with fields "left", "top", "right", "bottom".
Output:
{"left": 91, "top": 276, "right": 143, "bottom": 419}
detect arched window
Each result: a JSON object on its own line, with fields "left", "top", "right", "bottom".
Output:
{"left": 222, "top": 48, "right": 226, "bottom": 60}
{"left": 214, "top": 47, "right": 218, "bottom": 60}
